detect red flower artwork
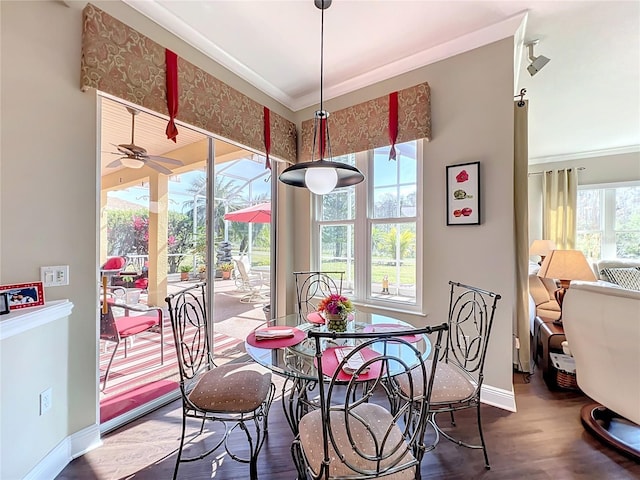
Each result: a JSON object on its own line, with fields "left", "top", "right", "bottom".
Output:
{"left": 456, "top": 170, "right": 469, "bottom": 183}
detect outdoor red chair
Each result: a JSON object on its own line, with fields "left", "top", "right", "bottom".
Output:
{"left": 99, "top": 302, "right": 164, "bottom": 391}
{"left": 100, "top": 256, "right": 127, "bottom": 285}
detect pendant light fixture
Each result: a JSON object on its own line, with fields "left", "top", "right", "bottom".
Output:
{"left": 279, "top": 0, "right": 364, "bottom": 195}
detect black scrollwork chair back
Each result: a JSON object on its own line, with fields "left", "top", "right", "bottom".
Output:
{"left": 292, "top": 323, "right": 448, "bottom": 479}
{"left": 293, "top": 271, "right": 344, "bottom": 323}
{"left": 165, "top": 283, "right": 275, "bottom": 480}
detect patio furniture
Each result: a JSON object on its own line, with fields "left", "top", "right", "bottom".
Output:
{"left": 165, "top": 283, "right": 275, "bottom": 480}
{"left": 99, "top": 301, "right": 164, "bottom": 392}
{"left": 100, "top": 256, "right": 127, "bottom": 285}
{"left": 291, "top": 322, "right": 448, "bottom": 479}
{"left": 234, "top": 258, "right": 268, "bottom": 303}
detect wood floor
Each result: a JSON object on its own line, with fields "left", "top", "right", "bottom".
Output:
{"left": 57, "top": 370, "right": 640, "bottom": 480}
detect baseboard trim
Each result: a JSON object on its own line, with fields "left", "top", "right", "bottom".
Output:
{"left": 24, "top": 423, "right": 101, "bottom": 480}
{"left": 481, "top": 383, "right": 517, "bottom": 412}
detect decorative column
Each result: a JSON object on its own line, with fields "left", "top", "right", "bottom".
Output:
{"left": 147, "top": 173, "right": 169, "bottom": 306}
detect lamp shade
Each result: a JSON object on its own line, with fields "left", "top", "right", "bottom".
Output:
{"left": 537, "top": 249, "right": 596, "bottom": 282}
{"left": 279, "top": 159, "right": 364, "bottom": 192}
{"left": 529, "top": 239, "right": 557, "bottom": 257}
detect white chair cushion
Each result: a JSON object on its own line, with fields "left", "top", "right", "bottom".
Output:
{"left": 188, "top": 362, "right": 272, "bottom": 413}
{"left": 299, "top": 403, "right": 416, "bottom": 479}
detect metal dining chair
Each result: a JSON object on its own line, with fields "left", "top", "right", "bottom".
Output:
{"left": 292, "top": 322, "right": 448, "bottom": 479}
{"left": 397, "top": 281, "right": 502, "bottom": 470}
{"left": 165, "top": 282, "right": 275, "bottom": 480}
{"left": 293, "top": 271, "right": 344, "bottom": 323}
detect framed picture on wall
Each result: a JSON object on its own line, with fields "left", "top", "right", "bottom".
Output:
{"left": 0, "top": 282, "right": 45, "bottom": 310}
{"left": 446, "top": 161, "right": 480, "bottom": 225}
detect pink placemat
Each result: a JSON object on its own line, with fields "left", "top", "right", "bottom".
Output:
{"left": 307, "top": 312, "right": 325, "bottom": 324}
{"left": 246, "top": 326, "right": 306, "bottom": 349}
{"left": 316, "top": 346, "right": 382, "bottom": 381}
{"left": 362, "top": 324, "right": 422, "bottom": 343}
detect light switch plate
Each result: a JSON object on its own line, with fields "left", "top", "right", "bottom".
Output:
{"left": 41, "top": 266, "right": 69, "bottom": 287}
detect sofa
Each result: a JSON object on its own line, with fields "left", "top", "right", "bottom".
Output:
{"left": 593, "top": 259, "right": 640, "bottom": 290}
{"left": 561, "top": 281, "right": 640, "bottom": 459}
{"left": 528, "top": 257, "right": 640, "bottom": 332}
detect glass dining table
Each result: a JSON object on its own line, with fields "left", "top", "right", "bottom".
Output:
{"left": 244, "top": 311, "right": 432, "bottom": 435}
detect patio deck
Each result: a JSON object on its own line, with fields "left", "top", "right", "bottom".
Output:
{"left": 99, "top": 276, "right": 270, "bottom": 422}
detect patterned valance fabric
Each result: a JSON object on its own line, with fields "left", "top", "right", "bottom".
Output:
{"left": 300, "top": 82, "right": 431, "bottom": 161}
{"left": 80, "top": 4, "right": 297, "bottom": 164}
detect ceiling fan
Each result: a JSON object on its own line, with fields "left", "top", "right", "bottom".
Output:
{"left": 105, "top": 107, "right": 183, "bottom": 175}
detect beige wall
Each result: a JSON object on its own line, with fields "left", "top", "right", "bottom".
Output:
{"left": 1, "top": 0, "right": 516, "bottom": 476}
{"left": 1, "top": 4, "right": 99, "bottom": 475}
{"left": 292, "top": 39, "right": 517, "bottom": 395}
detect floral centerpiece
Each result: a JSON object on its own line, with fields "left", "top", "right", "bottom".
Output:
{"left": 317, "top": 294, "right": 354, "bottom": 332}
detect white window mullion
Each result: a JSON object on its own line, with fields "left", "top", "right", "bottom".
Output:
{"left": 354, "top": 150, "right": 370, "bottom": 300}
{"left": 602, "top": 188, "right": 616, "bottom": 258}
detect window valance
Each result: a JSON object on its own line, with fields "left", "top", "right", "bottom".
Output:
{"left": 80, "top": 4, "right": 297, "bottom": 164}
{"left": 299, "top": 82, "right": 431, "bottom": 161}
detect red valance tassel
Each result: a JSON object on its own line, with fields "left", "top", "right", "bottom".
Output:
{"left": 263, "top": 107, "right": 271, "bottom": 170}
{"left": 320, "top": 117, "right": 327, "bottom": 159}
{"left": 388, "top": 91, "right": 399, "bottom": 161}
{"left": 165, "top": 49, "right": 179, "bottom": 142}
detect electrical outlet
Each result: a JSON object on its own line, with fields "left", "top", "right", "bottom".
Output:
{"left": 40, "top": 387, "right": 52, "bottom": 415}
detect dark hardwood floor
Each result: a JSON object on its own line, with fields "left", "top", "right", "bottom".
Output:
{"left": 57, "top": 370, "right": 640, "bottom": 480}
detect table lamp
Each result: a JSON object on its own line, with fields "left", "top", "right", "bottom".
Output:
{"left": 537, "top": 249, "right": 596, "bottom": 325}
{"left": 529, "top": 239, "right": 557, "bottom": 265}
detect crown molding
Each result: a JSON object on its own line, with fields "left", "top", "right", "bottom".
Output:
{"left": 529, "top": 145, "right": 640, "bottom": 165}
{"left": 123, "top": 1, "right": 526, "bottom": 112}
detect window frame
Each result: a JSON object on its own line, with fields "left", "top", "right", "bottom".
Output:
{"left": 312, "top": 140, "right": 424, "bottom": 313}
{"left": 577, "top": 180, "right": 640, "bottom": 260}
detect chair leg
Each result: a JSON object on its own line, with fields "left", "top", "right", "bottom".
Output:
{"left": 101, "top": 340, "right": 120, "bottom": 392}
{"left": 173, "top": 413, "right": 187, "bottom": 480}
{"left": 476, "top": 402, "right": 490, "bottom": 470}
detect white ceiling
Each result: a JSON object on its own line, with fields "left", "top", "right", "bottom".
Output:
{"left": 122, "top": 0, "right": 639, "bottom": 163}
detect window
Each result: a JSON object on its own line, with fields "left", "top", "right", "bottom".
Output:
{"left": 313, "top": 141, "right": 422, "bottom": 309}
{"left": 576, "top": 183, "right": 640, "bottom": 260}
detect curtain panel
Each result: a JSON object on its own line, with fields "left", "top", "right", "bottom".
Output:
{"left": 299, "top": 82, "right": 431, "bottom": 161}
{"left": 542, "top": 169, "right": 578, "bottom": 249}
{"left": 513, "top": 100, "right": 531, "bottom": 373}
{"left": 80, "top": 4, "right": 297, "bottom": 164}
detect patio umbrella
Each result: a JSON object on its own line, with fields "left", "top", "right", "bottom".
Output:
{"left": 224, "top": 202, "right": 271, "bottom": 224}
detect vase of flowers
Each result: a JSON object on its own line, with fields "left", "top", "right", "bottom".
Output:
{"left": 318, "top": 294, "right": 354, "bottom": 332}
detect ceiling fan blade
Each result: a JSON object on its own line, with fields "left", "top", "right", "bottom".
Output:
{"left": 106, "top": 158, "right": 123, "bottom": 168}
{"left": 146, "top": 155, "right": 184, "bottom": 166}
{"left": 146, "top": 160, "right": 173, "bottom": 175}
{"left": 116, "top": 144, "right": 136, "bottom": 156}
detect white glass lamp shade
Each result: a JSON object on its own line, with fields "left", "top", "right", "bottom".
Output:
{"left": 305, "top": 167, "right": 338, "bottom": 195}
{"left": 120, "top": 157, "right": 145, "bottom": 169}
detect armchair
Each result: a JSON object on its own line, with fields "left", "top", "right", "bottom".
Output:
{"left": 562, "top": 281, "right": 640, "bottom": 461}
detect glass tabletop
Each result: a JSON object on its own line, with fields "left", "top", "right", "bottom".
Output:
{"left": 245, "top": 311, "right": 432, "bottom": 382}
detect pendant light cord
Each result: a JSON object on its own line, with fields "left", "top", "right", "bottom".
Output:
{"left": 319, "top": 0, "right": 324, "bottom": 113}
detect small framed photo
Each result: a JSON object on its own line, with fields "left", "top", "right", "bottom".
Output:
{"left": 0, "top": 282, "right": 45, "bottom": 310}
{"left": 446, "top": 161, "right": 480, "bottom": 226}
